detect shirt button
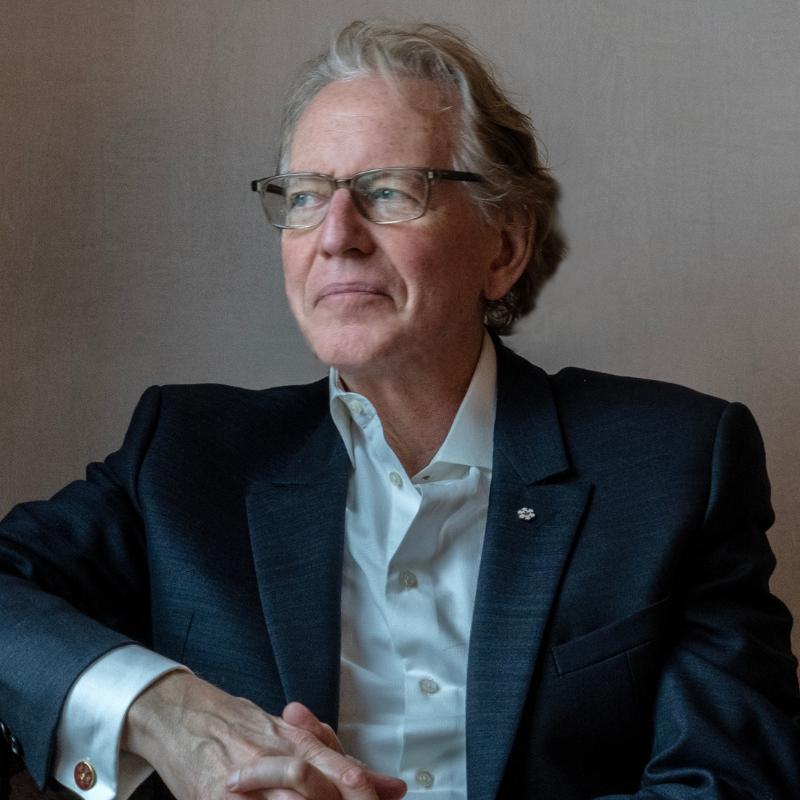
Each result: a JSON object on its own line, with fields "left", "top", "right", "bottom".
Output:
{"left": 399, "top": 569, "right": 418, "bottom": 589}
{"left": 415, "top": 769, "right": 435, "bottom": 788}
{"left": 419, "top": 677, "right": 440, "bottom": 695}
{"left": 389, "top": 471, "right": 403, "bottom": 488}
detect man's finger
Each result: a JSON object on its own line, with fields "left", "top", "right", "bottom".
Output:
{"left": 280, "top": 705, "right": 406, "bottom": 799}
{"left": 364, "top": 771, "right": 407, "bottom": 800}
{"left": 282, "top": 701, "right": 344, "bottom": 754}
{"left": 260, "top": 732, "right": 383, "bottom": 800}
{"left": 227, "top": 756, "right": 339, "bottom": 800}
{"left": 261, "top": 790, "right": 306, "bottom": 800}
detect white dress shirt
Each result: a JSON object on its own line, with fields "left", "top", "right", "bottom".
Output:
{"left": 55, "top": 333, "right": 497, "bottom": 800}
{"left": 331, "top": 333, "right": 496, "bottom": 798}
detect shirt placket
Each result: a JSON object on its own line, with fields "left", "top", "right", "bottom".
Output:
{"left": 385, "top": 478, "right": 470, "bottom": 796}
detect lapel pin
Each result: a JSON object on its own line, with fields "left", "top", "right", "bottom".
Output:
{"left": 517, "top": 507, "right": 536, "bottom": 520}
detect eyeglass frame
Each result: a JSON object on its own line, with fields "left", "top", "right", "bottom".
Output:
{"left": 250, "top": 167, "right": 484, "bottom": 230}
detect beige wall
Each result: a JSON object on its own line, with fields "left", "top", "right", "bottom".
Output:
{"left": 2, "top": 0, "right": 798, "bottom": 671}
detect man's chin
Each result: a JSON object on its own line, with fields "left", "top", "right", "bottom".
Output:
{"left": 301, "top": 318, "right": 389, "bottom": 363}
{"left": 309, "top": 340, "right": 399, "bottom": 380}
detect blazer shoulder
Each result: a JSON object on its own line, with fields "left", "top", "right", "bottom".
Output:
{"left": 520, "top": 366, "right": 773, "bottom": 544}
{"left": 121, "top": 378, "right": 331, "bottom": 467}
{"left": 495, "top": 342, "right": 731, "bottom": 431}
{"left": 550, "top": 366, "right": 729, "bottom": 426}
{"left": 540, "top": 366, "right": 755, "bottom": 486}
{"left": 494, "top": 343, "right": 746, "bottom": 473}
{"left": 154, "top": 378, "right": 329, "bottom": 424}
{"left": 156, "top": 377, "right": 328, "bottom": 406}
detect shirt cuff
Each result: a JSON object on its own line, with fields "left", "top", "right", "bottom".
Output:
{"left": 54, "top": 645, "right": 188, "bottom": 800}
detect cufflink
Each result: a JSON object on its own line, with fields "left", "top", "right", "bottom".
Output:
{"left": 74, "top": 760, "right": 97, "bottom": 791}
{"left": 517, "top": 507, "right": 536, "bottom": 520}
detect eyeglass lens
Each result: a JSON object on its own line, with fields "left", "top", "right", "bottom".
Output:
{"left": 261, "top": 169, "right": 430, "bottom": 228}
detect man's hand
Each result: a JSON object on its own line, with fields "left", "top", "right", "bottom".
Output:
{"left": 122, "top": 671, "right": 406, "bottom": 800}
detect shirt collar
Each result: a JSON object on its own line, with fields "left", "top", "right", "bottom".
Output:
{"left": 328, "top": 331, "right": 496, "bottom": 471}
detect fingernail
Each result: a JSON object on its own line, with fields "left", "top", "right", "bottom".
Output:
{"left": 226, "top": 770, "right": 240, "bottom": 789}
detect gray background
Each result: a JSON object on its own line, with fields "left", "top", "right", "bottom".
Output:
{"left": 1, "top": 0, "right": 798, "bottom": 712}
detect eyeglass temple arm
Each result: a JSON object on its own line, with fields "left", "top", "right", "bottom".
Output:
{"left": 250, "top": 180, "right": 285, "bottom": 195}
{"left": 430, "top": 169, "right": 483, "bottom": 183}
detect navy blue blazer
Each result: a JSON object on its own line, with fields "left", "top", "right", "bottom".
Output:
{"left": 1, "top": 343, "right": 798, "bottom": 799}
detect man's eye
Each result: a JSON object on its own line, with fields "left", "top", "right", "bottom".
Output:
{"left": 366, "top": 186, "right": 419, "bottom": 205}
{"left": 289, "top": 191, "right": 325, "bottom": 209}
{"left": 368, "top": 187, "right": 404, "bottom": 201}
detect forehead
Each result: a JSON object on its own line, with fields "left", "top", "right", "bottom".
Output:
{"left": 287, "top": 77, "right": 458, "bottom": 174}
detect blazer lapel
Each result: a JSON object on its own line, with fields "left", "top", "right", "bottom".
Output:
{"left": 245, "top": 404, "right": 350, "bottom": 728}
{"left": 467, "top": 346, "right": 592, "bottom": 800}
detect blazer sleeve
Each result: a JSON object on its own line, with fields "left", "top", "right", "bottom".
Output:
{"left": 599, "top": 402, "right": 800, "bottom": 799}
{"left": 0, "top": 386, "right": 164, "bottom": 790}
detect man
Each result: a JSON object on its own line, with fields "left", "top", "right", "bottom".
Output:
{"left": 1, "top": 19, "right": 798, "bottom": 800}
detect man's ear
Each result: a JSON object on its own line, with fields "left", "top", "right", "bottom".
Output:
{"left": 483, "top": 212, "right": 535, "bottom": 301}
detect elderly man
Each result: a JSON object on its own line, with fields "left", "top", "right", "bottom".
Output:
{"left": 1, "top": 19, "right": 799, "bottom": 800}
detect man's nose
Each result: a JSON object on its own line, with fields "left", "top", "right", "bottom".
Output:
{"left": 318, "top": 188, "right": 375, "bottom": 257}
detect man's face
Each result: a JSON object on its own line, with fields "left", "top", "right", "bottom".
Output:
{"left": 281, "top": 77, "right": 507, "bottom": 383}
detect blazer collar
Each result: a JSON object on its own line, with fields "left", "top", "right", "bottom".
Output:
{"left": 493, "top": 341, "right": 572, "bottom": 483}
{"left": 246, "top": 383, "right": 350, "bottom": 727}
{"left": 466, "top": 342, "right": 592, "bottom": 800}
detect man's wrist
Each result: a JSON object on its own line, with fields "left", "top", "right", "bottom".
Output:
{"left": 122, "top": 670, "right": 195, "bottom": 766}
{"left": 54, "top": 645, "right": 187, "bottom": 800}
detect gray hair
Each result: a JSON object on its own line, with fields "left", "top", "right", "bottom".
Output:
{"left": 278, "top": 20, "right": 567, "bottom": 335}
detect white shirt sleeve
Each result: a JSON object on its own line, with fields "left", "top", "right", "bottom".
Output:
{"left": 54, "top": 645, "right": 188, "bottom": 800}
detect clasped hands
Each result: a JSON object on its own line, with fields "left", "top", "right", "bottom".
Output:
{"left": 123, "top": 671, "right": 406, "bottom": 800}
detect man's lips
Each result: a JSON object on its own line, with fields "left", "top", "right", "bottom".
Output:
{"left": 315, "top": 282, "right": 388, "bottom": 303}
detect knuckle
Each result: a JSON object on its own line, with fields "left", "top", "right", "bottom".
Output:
{"left": 289, "top": 727, "right": 320, "bottom": 752}
{"left": 262, "top": 714, "right": 281, "bottom": 736}
{"left": 234, "top": 694, "right": 258, "bottom": 709}
{"left": 341, "top": 765, "right": 370, "bottom": 789}
{"left": 284, "top": 757, "right": 312, "bottom": 785}
{"left": 320, "top": 722, "right": 335, "bottom": 738}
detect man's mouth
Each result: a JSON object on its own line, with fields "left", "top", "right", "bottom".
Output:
{"left": 316, "top": 283, "right": 387, "bottom": 303}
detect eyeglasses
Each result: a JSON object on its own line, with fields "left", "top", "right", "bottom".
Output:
{"left": 250, "top": 167, "right": 483, "bottom": 230}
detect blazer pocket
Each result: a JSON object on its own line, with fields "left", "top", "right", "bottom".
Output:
{"left": 552, "top": 597, "right": 672, "bottom": 676}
